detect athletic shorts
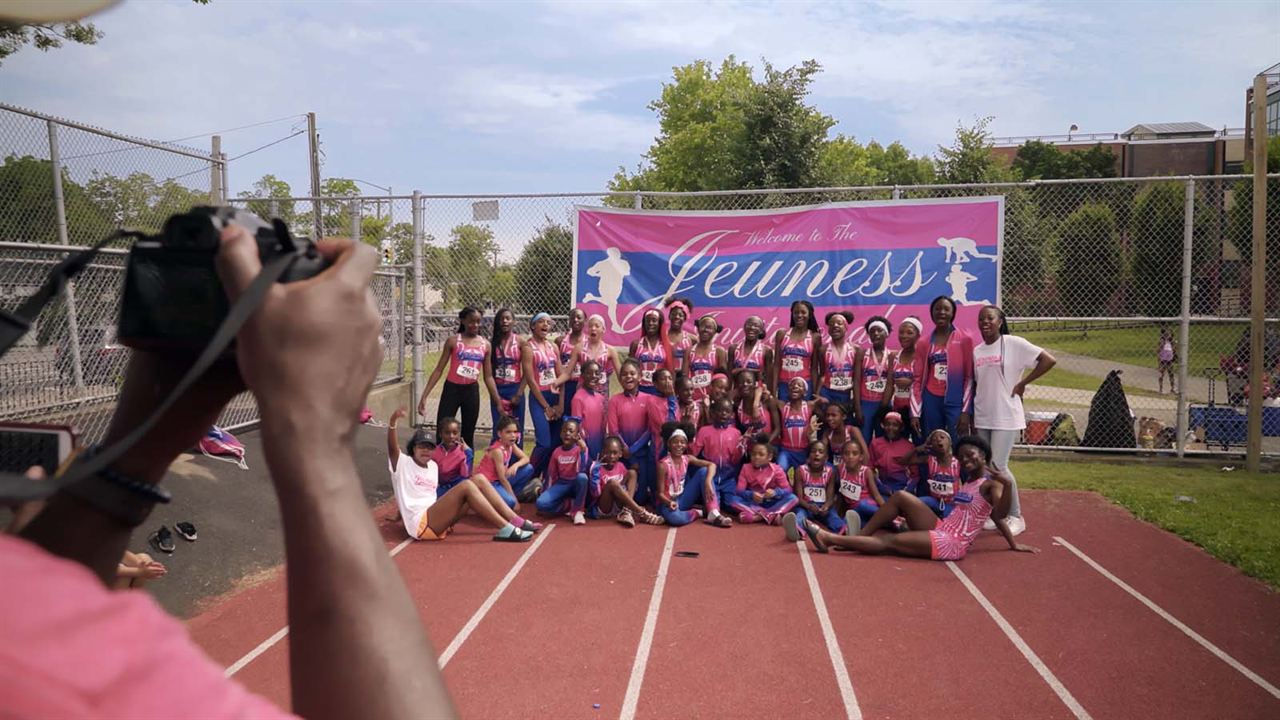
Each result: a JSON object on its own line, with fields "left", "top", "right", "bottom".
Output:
{"left": 928, "top": 529, "right": 969, "bottom": 560}
{"left": 415, "top": 510, "right": 448, "bottom": 541}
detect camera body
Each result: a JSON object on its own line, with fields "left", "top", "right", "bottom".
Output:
{"left": 118, "top": 206, "right": 328, "bottom": 352}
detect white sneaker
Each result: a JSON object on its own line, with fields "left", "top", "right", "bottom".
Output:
{"left": 1006, "top": 515, "right": 1026, "bottom": 537}
{"left": 983, "top": 518, "right": 997, "bottom": 531}
{"left": 572, "top": 510, "right": 586, "bottom": 525}
{"left": 844, "top": 509, "right": 861, "bottom": 534}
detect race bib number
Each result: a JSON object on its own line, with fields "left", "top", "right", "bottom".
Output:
{"left": 642, "top": 368, "right": 654, "bottom": 383}
{"left": 933, "top": 363, "right": 948, "bottom": 381}
{"left": 539, "top": 368, "right": 556, "bottom": 386}
{"left": 804, "top": 485, "right": 826, "bottom": 503}
{"left": 496, "top": 366, "right": 516, "bottom": 381}
{"left": 691, "top": 373, "right": 711, "bottom": 388}
{"left": 864, "top": 378, "right": 886, "bottom": 393}
{"left": 456, "top": 364, "right": 479, "bottom": 380}
{"left": 782, "top": 356, "right": 804, "bottom": 373}
{"left": 928, "top": 479, "right": 955, "bottom": 498}
{"left": 829, "top": 374, "right": 852, "bottom": 391}
{"left": 894, "top": 387, "right": 910, "bottom": 400}
{"left": 839, "top": 479, "right": 862, "bottom": 502}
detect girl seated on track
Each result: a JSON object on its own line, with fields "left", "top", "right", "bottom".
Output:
{"left": 692, "top": 398, "right": 744, "bottom": 509}
{"left": 821, "top": 402, "right": 858, "bottom": 458}
{"left": 835, "top": 437, "right": 882, "bottom": 532}
{"left": 430, "top": 417, "right": 473, "bottom": 498}
{"left": 782, "top": 440, "right": 843, "bottom": 542}
{"left": 898, "top": 430, "right": 962, "bottom": 519}
{"left": 674, "top": 372, "right": 703, "bottom": 427}
{"left": 471, "top": 416, "right": 540, "bottom": 516}
{"left": 703, "top": 372, "right": 731, "bottom": 419}
{"left": 801, "top": 436, "right": 1039, "bottom": 559}
{"left": 775, "top": 377, "right": 825, "bottom": 475}
{"left": 868, "top": 411, "right": 918, "bottom": 500}
{"left": 570, "top": 361, "right": 607, "bottom": 459}
{"left": 535, "top": 419, "right": 590, "bottom": 525}
{"left": 735, "top": 370, "right": 778, "bottom": 441}
{"left": 656, "top": 422, "right": 733, "bottom": 527}
{"left": 727, "top": 434, "right": 799, "bottom": 525}
{"left": 386, "top": 409, "right": 535, "bottom": 542}
{"left": 588, "top": 436, "right": 665, "bottom": 527}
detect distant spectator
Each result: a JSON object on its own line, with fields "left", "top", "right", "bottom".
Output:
{"left": 1157, "top": 326, "right": 1176, "bottom": 394}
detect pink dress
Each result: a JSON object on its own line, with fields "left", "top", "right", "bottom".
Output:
{"left": 929, "top": 477, "right": 994, "bottom": 560}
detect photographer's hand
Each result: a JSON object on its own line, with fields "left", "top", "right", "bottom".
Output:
{"left": 216, "top": 227, "right": 455, "bottom": 720}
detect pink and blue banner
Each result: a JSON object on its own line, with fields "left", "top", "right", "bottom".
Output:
{"left": 573, "top": 197, "right": 1003, "bottom": 348}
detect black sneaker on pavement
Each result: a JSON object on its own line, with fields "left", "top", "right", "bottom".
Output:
{"left": 175, "top": 522, "right": 198, "bottom": 542}
{"left": 149, "top": 525, "right": 176, "bottom": 554}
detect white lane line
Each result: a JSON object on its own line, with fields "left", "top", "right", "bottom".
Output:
{"left": 225, "top": 532, "right": 500, "bottom": 677}
{"left": 1054, "top": 535, "right": 1280, "bottom": 700}
{"left": 946, "top": 561, "right": 1093, "bottom": 720}
{"left": 796, "top": 541, "right": 862, "bottom": 720}
{"left": 438, "top": 524, "right": 556, "bottom": 668}
{"left": 619, "top": 527, "right": 678, "bottom": 720}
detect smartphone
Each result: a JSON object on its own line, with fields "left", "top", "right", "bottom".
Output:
{"left": 0, "top": 423, "right": 77, "bottom": 476}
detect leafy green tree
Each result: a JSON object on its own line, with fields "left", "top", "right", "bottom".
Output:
{"left": 236, "top": 174, "right": 296, "bottom": 226}
{"left": 1012, "top": 140, "right": 1117, "bottom": 180}
{"left": 489, "top": 266, "right": 517, "bottom": 309}
{"left": 935, "top": 116, "right": 1008, "bottom": 185}
{"left": 84, "top": 171, "right": 208, "bottom": 233}
{"left": 815, "top": 136, "right": 935, "bottom": 188}
{"left": 447, "top": 223, "right": 498, "bottom": 309}
{"left": 515, "top": 221, "right": 573, "bottom": 314}
{"left": 0, "top": 22, "right": 102, "bottom": 67}
{"left": 1057, "top": 202, "right": 1122, "bottom": 316}
{"left": 1000, "top": 189, "right": 1057, "bottom": 315}
{"left": 0, "top": 155, "right": 111, "bottom": 245}
{"left": 1228, "top": 136, "right": 1280, "bottom": 310}
{"left": 385, "top": 222, "right": 415, "bottom": 264}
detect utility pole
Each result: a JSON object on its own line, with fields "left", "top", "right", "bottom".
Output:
{"left": 1246, "top": 74, "right": 1268, "bottom": 472}
{"left": 308, "top": 111, "right": 322, "bottom": 240}
{"left": 210, "top": 135, "right": 223, "bottom": 204}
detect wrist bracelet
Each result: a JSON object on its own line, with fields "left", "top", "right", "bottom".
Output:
{"left": 61, "top": 445, "right": 170, "bottom": 527}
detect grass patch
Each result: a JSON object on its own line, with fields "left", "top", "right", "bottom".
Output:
{"left": 1018, "top": 459, "right": 1280, "bottom": 589}
{"left": 1020, "top": 324, "right": 1244, "bottom": 376}
{"left": 1038, "top": 367, "right": 1163, "bottom": 398}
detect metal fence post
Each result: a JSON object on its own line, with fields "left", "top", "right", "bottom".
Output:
{"left": 48, "top": 120, "right": 85, "bottom": 390}
{"left": 411, "top": 191, "right": 424, "bottom": 412}
{"left": 210, "top": 135, "right": 222, "bottom": 204}
{"left": 350, "top": 198, "right": 361, "bottom": 244}
{"left": 892, "top": 185, "right": 902, "bottom": 200}
{"left": 1176, "top": 179, "right": 1194, "bottom": 457}
{"left": 397, "top": 270, "right": 406, "bottom": 378}
{"left": 220, "top": 151, "right": 229, "bottom": 205}
{"left": 633, "top": 192, "right": 642, "bottom": 210}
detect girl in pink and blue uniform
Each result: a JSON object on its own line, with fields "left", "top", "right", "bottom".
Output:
{"left": 868, "top": 411, "right": 919, "bottom": 499}
{"left": 569, "top": 361, "right": 608, "bottom": 460}
{"left": 728, "top": 435, "right": 799, "bottom": 524}
{"left": 554, "top": 308, "right": 587, "bottom": 411}
{"left": 782, "top": 441, "right": 844, "bottom": 542}
{"left": 608, "top": 359, "right": 658, "bottom": 506}
{"left": 774, "top": 377, "right": 825, "bottom": 475}
{"left": 822, "top": 402, "right": 859, "bottom": 459}
{"left": 535, "top": 419, "right": 590, "bottom": 525}
{"left": 580, "top": 314, "right": 622, "bottom": 394}
{"left": 773, "top": 300, "right": 821, "bottom": 401}
{"left": 430, "top": 418, "right": 473, "bottom": 497}
{"left": 683, "top": 315, "right": 727, "bottom": 402}
{"left": 665, "top": 297, "right": 696, "bottom": 369}
{"left": 674, "top": 374, "right": 703, "bottom": 428}
{"left": 857, "top": 315, "right": 894, "bottom": 442}
{"left": 802, "top": 436, "right": 1039, "bottom": 560}
{"left": 588, "top": 436, "right": 665, "bottom": 526}
{"left": 835, "top": 437, "right": 883, "bottom": 532}
{"left": 630, "top": 308, "right": 673, "bottom": 396}
{"left": 891, "top": 316, "right": 922, "bottom": 444}
{"left": 693, "top": 398, "right": 744, "bottom": 505}
{"left": 898, "top": 430, "right": 962, "bottom": 519}
{"left": 657, "top": 422, "right": 733, "bottom": 527}
{"left": 911, "top": 296, "right": 975, "bottom": 442}
{"left": 731, "top": 315, "right": 774, "bottom": 387}
{"left": 524, "top": 312, "right": 576, "bottom": 484}
{"left": 735, "top": 370, "right": 778, "bottom": 442}
{"left": 487, "top": 308, "right": 526, "bottom": 443}
{"left": 417, "top": 306, "right": 491, "bottom": 449}
{"left": 818, "top": 310, "right": 859, "bottom": 407}
{"left": 471, "top": 416, "right": 540, "bottom": 515}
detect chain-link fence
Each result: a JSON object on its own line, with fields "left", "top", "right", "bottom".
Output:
{"left": 251, "top": 176, "right": 1276, "bottom": 456}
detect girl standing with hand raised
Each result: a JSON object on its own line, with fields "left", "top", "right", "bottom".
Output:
{"left": 417, "top": 306, "right": 490, "bottom": 450}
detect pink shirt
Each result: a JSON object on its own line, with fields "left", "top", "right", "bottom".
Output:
{"left": 475, "top": 442, "right": 514, "bottom": 481}
{"left": 779, "top": 402, "right": 812, "bottom": 451}
{"left": 734, "top": 340, "right": 765, "bottom": 372}
{"left": 737, "top": 461, "right": 789, "bottom": 494}
{"left": 493, "top": 335, "right": 523, "bottom": 386}
{"left": 777, "top": 331, "right": 815, "bottom": 386}
{"left": 686, "top": 343, "right": 719, "bottom": 401}
{"left": 868, "top": 436, "right": 918, "bottom": 486}
{"left": 528, "top": 338, "right": 559, "bottom": 392}
{"left": 548, "top": 444, "right": 587, "bottom": 483}
{"left": 446, "top": 335, "right": 488, "bottom": 385}
{"left": 660, "top": 454, "right": 690, "bottom": 497}
{"left": 693, "top": 424, "right": 743, "bottom": 468}
{"left": 0, "top": 535, "right": 294, "bottom": 719}
{"left": 430, "top": 443, "right": 470, "bottom": 484}
{"left": 571, "top": 387, "right": 607, "bottom": 452}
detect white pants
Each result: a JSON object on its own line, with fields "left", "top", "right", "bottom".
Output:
{"left": 977, "top": 427, "right": 1022, "bottom": 519}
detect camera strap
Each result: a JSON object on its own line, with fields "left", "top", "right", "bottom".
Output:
{"left": 0, "top": 251, "right": 297, "bottom": 502}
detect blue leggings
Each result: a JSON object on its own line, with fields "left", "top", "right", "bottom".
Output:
{"left": 843, "top": 498, "right": 880, "bottom": 526}
{"left": 777, "top": 447, "right": 807, "bottom": 476}
{"left": 560, "top": 380, "right": 578, "bottom": 420}
{"left": 490, "top": 382, "right": 526, "bottom": 443}
{"left": 491, "top": 464, "right": 537, "bottom": 509}
{"left": 536, "top": 472, "right": 588, "bottom": 515}
{"left": 528, "top": 389, "right": 561, "bottom": 478}
{"left": 919, "top": 496, "right": 956, "bottom": 519}
{"left": 726, "top": 489, "right": 799, "bottom": 522}
{"left": 626, "top": 442, "right": 656, "bottom": 507}
{"left": 921, "top": 390, "right": 962, "bottom": 443}
{"left": 820, "top": 386, "right": 852, "bottom": 407}
{"left": 860, "top": 399, "right": 884, "bottom": 442}
{"left": 660, "top": 467, "right": 717, "bottom": 526}
{"left": 714, "top": 464, "right": 740, "bottom": 503}
{"left": 796, "top": 506, "right": 846, "bottom": 534}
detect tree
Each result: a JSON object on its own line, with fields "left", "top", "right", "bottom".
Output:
{"left": 0, "top": 155, "right": 112, "bottom": 245}
{"left": 1000, "top": 188, "right": 1056, "bottom": 315}
{"left": 236, "top": 174, "right": 296, "bottom": 227}
{"left": 1012, "top": 140, "right": 1117, "bottom": 180}
{"left": 318, "top": 177, "right": 361, "bottom": 236}
{"left": 488, "top": 266, "right": 517, "bottom": 309}
{"left": 447, "top": 223, "right": 498, "bottom": 309}
{"left": 386, "top": 222, "right": 415, "bottom": 264}
{"left": 0, "top": 22, "right": 102, "bottom": 67}
{"left": 1228, "top": 136, "right": 1280, "bottom": 310}
{"left": 935, "top": 116, "right": 1008, "bottom": 184}
{"left": 84, "top": 171, "right": 208, "bottom": 233}
{"left": 515, "top": 221, "right": 573, "bottom": 314}
{"left": 815, "top": 136, "right": 935, "bottom": 187}
{"left": 1057, "top": 202, "right": 1122, "bottom": 316}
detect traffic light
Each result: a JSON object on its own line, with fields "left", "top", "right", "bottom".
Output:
{"left": 383, "top": 248, "right": 393, "bottom": 264}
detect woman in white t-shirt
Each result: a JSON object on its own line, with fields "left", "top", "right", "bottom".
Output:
{"left": 386, "top": 408, "right": 534, "bottom": 542}
{"left": 971, "top": 306, "right": 1056, "bottom": 536}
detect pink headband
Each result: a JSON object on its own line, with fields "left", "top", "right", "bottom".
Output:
{"left": 643, "top": 308, "right": 662, "bottom": 320}
{"left": 668, "top": 301, "right": 689, "bottom": 316}
{"left": 712, "top": 372, "right": 729, "bottom": 383}
{"left": 883, "top": 411, "right": 903, "bottom": 423}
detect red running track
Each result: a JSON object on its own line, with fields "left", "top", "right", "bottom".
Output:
{"left": 190, "top": 490, "right": 1280, "bottom": 719}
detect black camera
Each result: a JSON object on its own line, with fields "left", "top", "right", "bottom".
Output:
{"left": 118, "top": 207, "right": 328, "bottom": 352}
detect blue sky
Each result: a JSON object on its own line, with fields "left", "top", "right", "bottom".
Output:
{"left": 2, "top": 0, "right": 1277, "bottom": 198}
